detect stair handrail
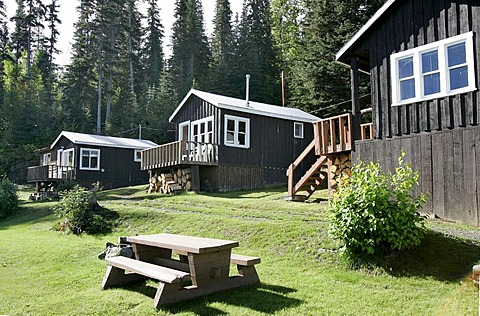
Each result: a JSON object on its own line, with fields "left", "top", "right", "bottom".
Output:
{"left": 287, "top": 139, "right": 316, "bottom": 197}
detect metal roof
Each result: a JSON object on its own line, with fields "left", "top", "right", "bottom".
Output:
{"left": 50, "top": 131, "right": 158, "bottom": 150}
{"left": 169, "top": 89, "right": 320, "bottom": 123}
{"left": 336, "top": 0, "right": 397, "bottom": 65}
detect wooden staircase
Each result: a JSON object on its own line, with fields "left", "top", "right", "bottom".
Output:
{"left": 291, "top": 156, "right": 328, "bottom": 200}
{"left": 287, "top": 113, "right": 373, "bottom": 201}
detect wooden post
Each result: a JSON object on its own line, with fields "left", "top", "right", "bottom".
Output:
{"left": 351, "top": 56, "right": 362, "bottom": 152}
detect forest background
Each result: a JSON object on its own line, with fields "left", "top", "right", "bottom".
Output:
{"left": 0, "top": 0, "right": 385, "bottom": 181}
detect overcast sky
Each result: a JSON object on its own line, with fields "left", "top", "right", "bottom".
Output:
{"left": 5, "top": 0, "right": 244, "bottom": 65}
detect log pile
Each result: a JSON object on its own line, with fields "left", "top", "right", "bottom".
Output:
{"left": 328, "top": 153, "right": 352, "bottom": 192}
{"left": 147, "top": 168, "right": 193, "bottom": 194}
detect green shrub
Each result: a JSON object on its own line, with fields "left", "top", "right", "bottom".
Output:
{"left": 53, "top": 185, "right": 117, "bottom": 234}
{"left": 328, "top": 152, "right": 427, "bottom": 264}
{"left": 0, "top": 177, "right": 18, "bottom": 219}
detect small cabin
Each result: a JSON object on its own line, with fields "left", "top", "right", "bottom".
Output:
{"left": 27, "top": 131, "right": 158, "bottom": 190}
{"left": 141, "top": 89, "right": 320, "bottom": 192}
{"left": 333, "top": 0, "right": 480, "bottom": 226}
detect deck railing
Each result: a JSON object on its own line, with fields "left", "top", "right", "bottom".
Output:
{"left": 141, "top": 140, "right": 219, "bottom": 171}
{"left": 27, "top": 165, "right": 76, "bottom": 182}
{"left": 314, "top": 113, "right": 353, "bottom": 155}
{"left": 287, "top": 111, "right": 373, "bottom": 198}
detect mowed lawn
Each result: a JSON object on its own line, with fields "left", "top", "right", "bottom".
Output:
{"left": 0, "top": 186, "right": 479, "bottom": 315}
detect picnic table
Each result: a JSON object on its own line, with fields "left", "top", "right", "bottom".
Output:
{"left": 101, "top": 233, "right": 261, "bottom": 307}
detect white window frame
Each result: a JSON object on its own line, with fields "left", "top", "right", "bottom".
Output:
{"left": 191, "top": 116, "right": 214, "bottom": 144}
{"left": 294, "top": 122, "right": 304, "bottom": 138}
{"left": 42, "top": 153, "right": 51, "bottom": 166}
{"left": 79, "top": 148, "right": 100, "bottom": 171}
{"left": 134, "top": 149, "right": 142, "bottom": 162}
{"left": 62, "top": 148, "right": 75, "bottom": 167}
{"left": 224, "top": 114, "right": 250, "bottom": 149}
{"left": 391, "top": 31, "right": 476, "bottom": 106}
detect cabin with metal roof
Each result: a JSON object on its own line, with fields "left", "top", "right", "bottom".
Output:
{"left": 332, "top": 0, "right": 480, "bottom": 225}
{"left": 27, "top": 131, "right": 158, "bottom": 190}
{"left": 141, "top": 89, "right": 320, "bottom": 192}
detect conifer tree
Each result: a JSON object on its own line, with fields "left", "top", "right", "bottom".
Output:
{"left": 237, "top": 0, "right": 280, "bottom": 104}
{"left": 289, "top": 0, "right": 385, "bottom": 116}
{"left": 62, "top": 0, "right": 98, "bottom": 133}
{"left": 209, "top": 0, "right": 236, "bottom": 96}
{"left": 170, "top": 0, "right": 211, "bottom": 101}
{"left": 142, "top": 0, "right": 164, "bottom": 88}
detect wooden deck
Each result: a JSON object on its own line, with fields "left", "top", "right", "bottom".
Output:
{"left": 141, "top": 141, "right": 219, "bottom": 171}
{"left": 27, "top": 165, "right": 76, "bottom": 182}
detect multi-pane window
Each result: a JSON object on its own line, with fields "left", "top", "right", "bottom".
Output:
{"left": 191, "top": 116, "right": 214, "bottom": 143}
{"left": 391, "top": 32, "right": 475, "bottom": 105}
{"left": 224, "top": 115, "right": 250, "bottom": 148}
{"left": 294, "top": 122, "right": 304, "bottom": 138}
{"left": 80, "top": 148, "right": 100, "bottom": 170}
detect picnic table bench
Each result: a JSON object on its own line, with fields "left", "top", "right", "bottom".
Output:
{"left": 101, "top": 233, "right": 261, "bottom": 308}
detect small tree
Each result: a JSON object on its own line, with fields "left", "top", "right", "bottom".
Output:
{"left": 0, "top": 177, "right": 18, "bottom": 219}
{"left": 328, "top": 152, "right": 427, "bottom": 264}
{"left": 53, "top": 185, "right": 116, "bottom": 234}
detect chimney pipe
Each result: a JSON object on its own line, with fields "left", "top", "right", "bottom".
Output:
{"left": 245, "top": 74, "right": 250, "bottom": 107}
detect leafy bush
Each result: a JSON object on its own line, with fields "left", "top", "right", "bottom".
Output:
{"left": 0, "top": 177, "right": 18, "bottom": 219}
{"left": 53, "top": 185, "right": 117, "bottom": 234}
{"left": 328, "top": 152, "right": 427, "bottom": 263}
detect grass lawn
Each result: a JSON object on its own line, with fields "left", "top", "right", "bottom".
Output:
{"left": 1, "top": 185, "right": 479, "bottom": 315}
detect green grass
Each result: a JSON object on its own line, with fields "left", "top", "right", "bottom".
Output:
{"left": 1, "top": 185, "right": 479, "bottom": 315}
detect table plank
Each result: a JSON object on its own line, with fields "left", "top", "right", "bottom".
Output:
{"left": 127, "top": 233, "right": 239, "bottom": 254}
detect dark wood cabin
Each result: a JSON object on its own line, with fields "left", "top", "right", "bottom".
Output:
{"left": 27, "top": 131, "right": 158, "bottom": 191}
{"left": 334, "top": 0, "right": 480, "bottom": 226}
{"left": 141, "top": 89, "right": 320, "bottom": 192}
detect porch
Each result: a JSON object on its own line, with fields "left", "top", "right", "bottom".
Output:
{"left": 141, "top": 140, "right": 219, "bottom": 171}
{"left": 27, "top": 165, "right": 76, "bottom": 182}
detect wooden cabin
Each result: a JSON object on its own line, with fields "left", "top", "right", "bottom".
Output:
{"left": 27, "top": 131, "right": 158, "bottom": 191}
{"left": 289, "top": 0, "right": 480, "bottom": 226}
{"left": 141, "top": 89, "right": 320, "bottom": 192}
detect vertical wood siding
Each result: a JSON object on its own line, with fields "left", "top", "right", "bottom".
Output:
{"left": 353, "top": 127, "right": 480, "bottom": 226}
{"left": 361, "top": 0, "right": 480, "bottom": 138}
{"left": 172, "top": 95, "right": 316, "bottom": 191}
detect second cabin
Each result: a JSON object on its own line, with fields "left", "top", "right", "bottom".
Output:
{"left": 141, "top": 89, "right": 320, "bottom": 192}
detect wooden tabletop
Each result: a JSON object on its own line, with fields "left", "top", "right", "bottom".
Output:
{"left": 127, "top": 233, "right": 239, "bottom": 254}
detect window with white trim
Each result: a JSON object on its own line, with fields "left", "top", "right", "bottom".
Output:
{"left": 391, "top": 32, "right": 476, "bottom": 106}
{"left": 294, "top": 122, "right": 304, "bottom": 138}
{"left": 224, "top": 115, "right": 250, "bottom": 148}
{"left": 42, "top": 153, "right": 51, "bottom": 166}
{"left": 134, "top": 150, "right": 142, "bottom": 162}
{"left": 80, "top": 148, "right": 100, "bottom": 170}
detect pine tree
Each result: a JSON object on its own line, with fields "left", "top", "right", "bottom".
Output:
{"left": 289, "top": 0, "right": 385, "bottom": 116}
{"left": 237, "top": 0, "right": 280, "bottom": 104}
{"left": 142, "top": 0, "right": 164, "bottom": 88}
{"left": 170, "top": 0, "right": 211, "bottom": 101}
{"left": 209, "top": 0, "right": 236, "bottom": 96}
{"left": 62, "top": 0, "right": 98, "bottom": 133}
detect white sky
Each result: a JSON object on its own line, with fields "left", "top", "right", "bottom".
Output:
{"left": 5, "top": 0, "right": 244, "bottom": 65}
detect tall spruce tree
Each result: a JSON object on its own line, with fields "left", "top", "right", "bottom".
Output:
{"left": 62, "top": 0, "right": 98, "bottom": 133}
{"left": 142, "top": 0, "right": 164, "bottom": 88}
{"left": 170, "top": 0, "right": 211, "bottom": 101}
{"left": 237, "top": 0, "right": 280, "bottom": 104}
{"left": 289, "top": 0, "right": 385, "bottom": 116}
{"left": 209, "top": 0, "right": 236, "bottom": 96}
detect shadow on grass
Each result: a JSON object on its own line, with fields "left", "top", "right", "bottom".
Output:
{"left": 384, "top": 230, "right": 480, "bottom": 282}
{"left": 197, "top": 186, "right": 288, "bottom": 200}
{"left": 116, "top": 282, "right": 301, "bottom": 314}
{"left": 0, "top": 204, "right": 54, "bottom": 230}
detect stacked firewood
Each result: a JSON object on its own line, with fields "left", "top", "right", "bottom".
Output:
{"left": 328, "top": 154, "right": 352, "bottom": 190}
{"left": 147, "top": 168, "right": 193, "bottom": 194}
